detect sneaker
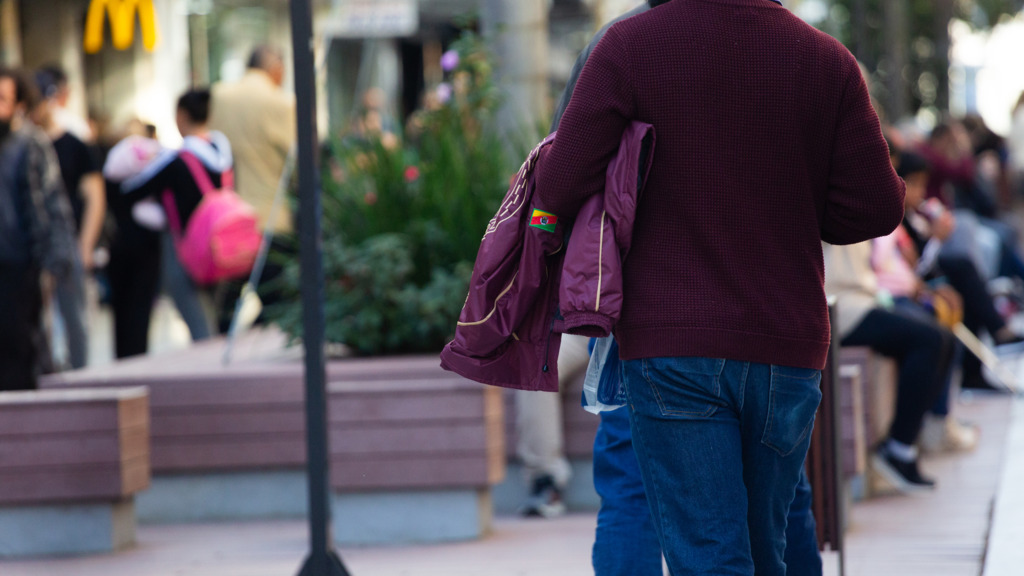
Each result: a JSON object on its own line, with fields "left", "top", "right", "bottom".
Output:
{"left": 920, "top": 415, "right": 979, "bottom": 454}
{"left": 519, "top": 475, "right": 567, "bottom": 518}
{"left": 871, "top": 445, "right": 936, "bottom": 494}
{"left": 943, "top": 419, "right": 980, "bottom": 452}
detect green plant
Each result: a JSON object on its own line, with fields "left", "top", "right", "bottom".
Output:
{"left": 267, "top": 29, "right": 514, "bottom": 355}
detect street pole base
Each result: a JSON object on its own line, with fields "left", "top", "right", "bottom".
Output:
{"left": 297, "top": 551, "right": 352, "bottom": 576}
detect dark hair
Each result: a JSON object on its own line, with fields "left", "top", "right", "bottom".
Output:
{"left": 38, "top": 64, "right": 68, "bottom": 88}
{"left": 247, "top": 45, "right": 283, "bottom": 71}
{"left": 177, "top": 89, "right": 211, "bottom": 124}
{"left": 0, "top": 66, "right": 40, "bottom": 110}
{"left": 896, "top": 151, "right": 930, "bottom": 179}
{"left": 649, "top": 0, "right": 673, "bottom": 6}
{"left": 34, "top": 69, "right": 60, "bottom": 100}
{"left": 929, "top": 122, "right": 953, "bottom": 143}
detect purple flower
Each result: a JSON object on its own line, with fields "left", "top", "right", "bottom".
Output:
{"left": 441, "top": 50, "right": 460, "bottom": 72}
{"left": 436, "top": 83, "right": 453, "bottom": 104}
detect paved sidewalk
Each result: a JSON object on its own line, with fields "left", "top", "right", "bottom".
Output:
{"left": 1, "top": 392, "right": 1015, "bottom": 576}
{"left": 0, "top": 515, "right": 597, "bottom": 576}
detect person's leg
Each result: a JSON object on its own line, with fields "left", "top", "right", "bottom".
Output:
{"left": 842, "top": 309, "right": 950, "bottom": 491}
{"left": 592, "top": 403, "right": 822, "bottom": 576}
{"left": 0, "top": 264, "right": 41, "bottom": 390}
{"left": 784, "top": 468, "right": 823, "bottom": 576}
{"left": 0, "top": 265, "right": 40, "bottom": 390}
{"left": 741, "top": 361, "right": 823, "bottom": 575}
{"left": 843, "top": 309, "right": 950, "bottom": 446}
{"left": 623, "top": 357, "right": 815, "bottom": 575}
{"left": 160, "top": 232, "right": 211, "bottom": 341}
{"left": 109, "top": 245, "right": 160, "bottom": 359}
{"left": 516, "top": 334, "right": 589, "bottom": 516}
{"left": 515, "top": 388, "right": 571, "bottom": 515}
{"left": 54, "top": 255, "right": 89, "bottom": 369}
{"left": 592, "top": 407, "right": 662, "bottom": 576}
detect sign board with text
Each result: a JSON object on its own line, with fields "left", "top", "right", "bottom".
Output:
{"left": 323, "top": 0, "right": 418, "bottom": 38}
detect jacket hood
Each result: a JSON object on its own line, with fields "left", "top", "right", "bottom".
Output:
{"left": 182, "top": 131, "right": 233, "bottom": 173}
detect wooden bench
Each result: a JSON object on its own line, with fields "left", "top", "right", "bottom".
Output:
{"left": 40, "top": 330, "right": 505, "bottom": 544}
{"left": 0, "top": 387, "right": 149, "bottom": 557}
{"left": 836, "top": 346, "right": 899, "bottom": 500}
{"left": 328, "top": 377, "right": 504, "bottom": 544}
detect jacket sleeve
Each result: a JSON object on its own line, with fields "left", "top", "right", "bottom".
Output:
{"left": 820, "top": 64, "right": 906, "bottom": 246}
{"left": 25, "top": 133, "right": 76, "bottom": 277}
{"left": 535, "top": 25, "right": 636, "bottom": 218}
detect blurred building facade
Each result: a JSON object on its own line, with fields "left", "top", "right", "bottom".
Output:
{"left": 0, "top": 0, "right": 667, "bottom": 145}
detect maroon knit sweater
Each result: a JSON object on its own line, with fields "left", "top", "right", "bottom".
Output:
{"left": 535, "top": 0, "right": 905, "bottom": 369}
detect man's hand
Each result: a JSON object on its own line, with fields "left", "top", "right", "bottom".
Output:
{"left": 932, "top": 211, "right": 955, "bottom": 241}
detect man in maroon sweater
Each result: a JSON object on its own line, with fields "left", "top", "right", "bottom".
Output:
{"left": 536, "top": 1, "right": 904, "bottom": 574}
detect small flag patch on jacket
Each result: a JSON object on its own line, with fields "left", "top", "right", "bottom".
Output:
{"left": 530, "top": 209, "right": 558, "bottom": 232}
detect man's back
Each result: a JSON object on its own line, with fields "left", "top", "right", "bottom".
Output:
{"left": 536, "top": 0, "right": 904, "bottom": 369}
{"left": 210, "top": 70, "right": 295, "bottom": 234}
{"left": 0, "top": 131, "right": 31, "bottom": 265}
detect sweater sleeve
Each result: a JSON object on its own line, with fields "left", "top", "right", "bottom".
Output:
{"left": 535, "top": 25, "right": 636, "bottom": 217}
{"left": 820, "top": 64, "right": 906, "bottom": 246}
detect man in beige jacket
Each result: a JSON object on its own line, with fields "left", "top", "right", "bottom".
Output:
{"left": 210, "top": 46, "right": 295, "bottom": 235}
{"left": 210, "top": 46, "right": 295, "bottom": 331}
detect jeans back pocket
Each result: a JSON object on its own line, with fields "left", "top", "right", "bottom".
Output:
{"left": 761, "top": 365, "right": 822, "bottom": 457}
{"left": 638, "top": 357, "right": 727, "bottom": 419}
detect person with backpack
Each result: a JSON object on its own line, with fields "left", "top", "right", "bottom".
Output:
{"left": 116, "top": 89, "right": 236, "bottom": 341}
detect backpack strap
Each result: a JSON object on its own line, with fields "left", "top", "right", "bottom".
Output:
{"left": 161, "top": 189, "right": 184, "bottom": 236}
{"left": 222, "top": 167, "right": 235, "bottom": 190}
{"left": 179, "top": 150, "right": 217, "bottom": 195}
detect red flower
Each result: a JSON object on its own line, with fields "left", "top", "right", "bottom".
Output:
{"left": 404, "top": 165, "right": 421, "bottom": 183}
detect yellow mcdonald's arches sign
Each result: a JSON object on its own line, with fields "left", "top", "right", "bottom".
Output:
{"left": 83, "top": 0, "right": 160, "bottom": 54}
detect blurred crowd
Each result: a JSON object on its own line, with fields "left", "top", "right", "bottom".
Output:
{"left": 824, "top": 88, "right": 1024, "bottom": 492}
{"left": 0, "top": 46, "right": 295, "bottom": 391}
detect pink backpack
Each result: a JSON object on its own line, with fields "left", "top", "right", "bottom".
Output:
{"left": 162, "top": 152, "right": 262, "bottom": 285}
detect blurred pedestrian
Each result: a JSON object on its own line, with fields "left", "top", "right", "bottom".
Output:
{"left": 1009, "top": 93, "right": 1024, "bottom": 197}
{"left": 210, "top": 45, "right": 296, "bottom": 332}
{"left": 0, "top": 67, "right": 77, "bottom": 389}
{"left": 102, "top": 127, "right": 163, "bottom": 359}
{"left": 33, "top": 69, "right": 105, "bottom": 369}
{"left": 534, "top": 0, "right": 904, "bottom": 573}
{"left": 118, "top": 89, "right": 233, "bottom": 341}
{"left": 37, "top": 65, "right": 93, "bottom": 143}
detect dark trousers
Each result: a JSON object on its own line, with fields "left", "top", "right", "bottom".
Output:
{"left": 108, "top": 242, "right": 160, "bottom": 359}
{"left": 842, "top": 308, "right": 953, "bottom": 445}
{"left": 0, "top": 264, "right": 42, "bottom": 391}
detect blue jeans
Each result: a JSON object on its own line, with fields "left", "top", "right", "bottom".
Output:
{"left": 621, "top": 357, "right": 821, "bottom": 576}
{"left": 592, "top": 407, "right": 822, "bottom": 576}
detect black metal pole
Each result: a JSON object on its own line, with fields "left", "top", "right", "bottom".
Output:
{"left": 290, "top": 0, "right": 351, "bottom": 574}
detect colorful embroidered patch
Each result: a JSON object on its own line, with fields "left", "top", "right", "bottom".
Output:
{"left": 530, "top": 209, "right": 559, "bottom": 233}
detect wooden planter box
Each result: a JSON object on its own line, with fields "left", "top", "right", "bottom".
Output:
{"left": 0, "top": 387, "right": 150, "bottom": 557}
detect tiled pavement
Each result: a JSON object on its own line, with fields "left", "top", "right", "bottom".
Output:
{"left": 3, "top": 390, "right": 1020, "bottom": 576}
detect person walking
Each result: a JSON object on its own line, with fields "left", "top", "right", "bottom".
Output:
{"left": 118, "top": 89, "right": 233, "bottom": 341}
{"left": 210, "top": 46, "right": 296, "bottom": 331}
{"left": 535, "top": 1, "right": 905, "bottom": 574}
{"left": 0, "top": 67, "right": 76, "bottom": 389}
{"left": 32, "top": 69, "right": 105, "bottom": 369}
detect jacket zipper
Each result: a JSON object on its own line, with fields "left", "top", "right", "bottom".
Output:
{"left": 542, "top": 316, "right": 556, "bottom": 373}
{"left": 542, "top": 307, "right": 563, "bottom": 373}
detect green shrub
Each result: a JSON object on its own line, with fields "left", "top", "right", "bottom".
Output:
{"left": 266, "top": 30, "right": 513, "bottom": 355}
